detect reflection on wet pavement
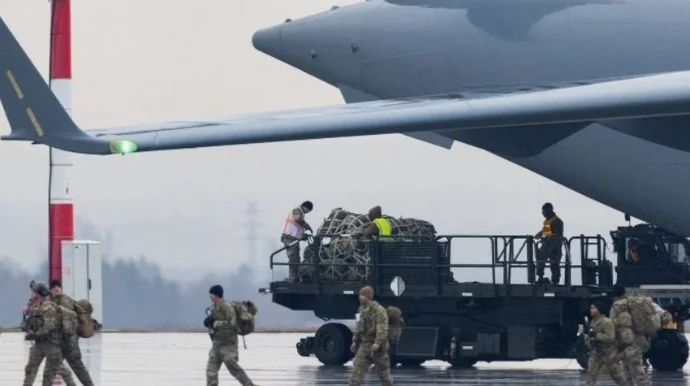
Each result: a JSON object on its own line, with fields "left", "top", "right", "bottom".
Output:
{"left": 1, "top": 332, "right": 688, "bottom": 385}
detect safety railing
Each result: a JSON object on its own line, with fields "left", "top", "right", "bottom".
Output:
{"left": 268, "top": 233, "right": 610, "bottom": 293}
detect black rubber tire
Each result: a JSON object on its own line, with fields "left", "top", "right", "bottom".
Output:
{"left": 574, "top": 333, "right": 590, "bottom": 370}
{"left": 648, "top": 330, "right": 689, "bottom": 372}
{"left": 336, "top": 323, "right": 355, "bottom": 362}
{"left": 314, "top": 323, "right": 351, "bottom": 366}
{"left": 448, "top": 357, "right": 478, "bottom": 368}
{"left": 396, "top": 358, "right": 425, "bottom": 367}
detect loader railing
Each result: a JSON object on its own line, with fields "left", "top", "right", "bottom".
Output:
{"left": 268, "top": 233, "right": 611, "bottom": 291}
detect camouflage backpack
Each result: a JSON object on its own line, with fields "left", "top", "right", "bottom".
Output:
{"left": 386, "top": 306, "right": 404, "bottom": 342}
{"left": 627, "top": 295, "right": 660, "bottom": 335}
{"left": 57, "top": 305, "right": 78, "bottom": 337}
{"left": 232, "top": 301, "right": 257, "bottom": 336}
{"left": 76, "top": 299, "right": 96, "bottom": 338}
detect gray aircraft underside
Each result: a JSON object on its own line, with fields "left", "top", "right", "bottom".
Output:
{"left": 2, "top": 0, "right": 690, "bottom": 235}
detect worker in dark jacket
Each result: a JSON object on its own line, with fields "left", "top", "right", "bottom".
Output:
{"left": 535, "top": 202, "right": 564, "bottom": 284}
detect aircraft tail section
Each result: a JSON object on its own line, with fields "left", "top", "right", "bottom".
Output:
{"left": 0, "top": 16, "right": 86, "bottom": 144}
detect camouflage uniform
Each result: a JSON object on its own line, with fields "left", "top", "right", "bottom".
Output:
{"left": 611, "top": 296, "right": 651, "bottom": 386}
{"left": 349, "top": 300, "right": 394, "bottom": 386}
{"left": 22, "top": 284, "right": 77, "bottom": 386}
{"left": 22, "top": 298, "right": 64, "bottom": 386}
{"left": 584, "top": 315, "right": 628, "bottom": 386}
{"left": 206, "top": 299, "right": 256, "bottom": 386}
{"left": 52, "top": 294, "right": 96, "bottom": 386}
{"left": 281, "top": 234, "right": 300, "bottom": 281}
{"left": 23, "top": 337, "right": 77, "bottom": 386}
{"left": 282, "top": 207, "right": 309, "bottom": 282}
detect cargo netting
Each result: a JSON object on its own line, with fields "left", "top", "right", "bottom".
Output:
{"left": 299, "top": 208, "right": 437, "bottom": 282}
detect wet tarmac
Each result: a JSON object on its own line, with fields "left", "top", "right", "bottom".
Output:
{"left": 1, "top": 332, "right": 689, "bottom": 385}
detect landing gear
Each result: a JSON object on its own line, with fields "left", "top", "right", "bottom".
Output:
{"left": 647, "top": 329, "right": 689, "bottom": 372}
{"left": 313, "top": 322, "right": 354, "bottom": 366}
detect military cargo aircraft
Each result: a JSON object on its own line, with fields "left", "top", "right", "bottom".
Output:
{"left": 2, "top": 1, "right": 690, "bottom": 234}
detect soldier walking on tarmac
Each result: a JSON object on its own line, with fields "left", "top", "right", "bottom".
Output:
{"left": 281, "top": 201, "right": 314, "bottom": 282}
{"left": 49, "top": 280, "right": 96, "bottom": 386}
{"left": 349, "top": 286, "right": 394, "bottom": 386}
{"left": 535, "top": 202, "right": 564, "bottom": 284}
{"left": 205, "top": 285, "right": 258, "bottom": 386}
{"left": 22, "top": 282, "right": 65, "bottom": 386}
{"left": 22, "top": 281, "right": 77, "bottom": 386}
{"left": 610, "top": 284, "right": 655, "bottom": 386}
{"left": 584, "top": 302, "right": 629, "bottom": 386}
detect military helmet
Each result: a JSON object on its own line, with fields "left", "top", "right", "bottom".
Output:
{"left": 30, "top": 281, "right": 50, "bottom": 297}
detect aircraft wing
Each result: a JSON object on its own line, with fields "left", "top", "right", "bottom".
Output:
{"left": 2, "top": 16, "right": 690, "bottom": 156}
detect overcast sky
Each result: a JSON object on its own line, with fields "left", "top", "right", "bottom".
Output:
{"left": 0, "top": 0, "right": 632, "bottom": 283}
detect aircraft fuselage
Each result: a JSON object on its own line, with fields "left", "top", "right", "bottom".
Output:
{"left": 252, "top": 0, "right": 690, "bottom": 235}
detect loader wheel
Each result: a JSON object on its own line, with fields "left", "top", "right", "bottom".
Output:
{"left": 314, "top": 323, "right": 352, "bottom": 366}
{"left": 574, "top": 333, "right": 590, "bottom": 370}
{"left": 648, "top": 329, "right": 689, "bottom": 372}
{"left": 448, "top": 357, "right": 478, "bottom": 368}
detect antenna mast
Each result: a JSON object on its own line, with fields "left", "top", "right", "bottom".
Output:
{"left": 48, "top": 0, "right": 74, "bottom": 282}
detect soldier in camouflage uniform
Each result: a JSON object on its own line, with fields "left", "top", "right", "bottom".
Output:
{"left": 22, "top": 282, "right": 65, "bottom": 386}
{"left": 205, "top": 285, "right": 258, "bottom": 386}
{"left": 348, "top": 286, "right": 394, "bottom": 386}
{"left": 22, "top": 281, "right": 76, "bottom": 386}
{"left": 610, "top": 285, "right": 651, "bottom": 386}
{"left": 49, "top": 280, "right": 96, "bottom": 386}
{"left": 584, "top": 302, "right": 629, "bottom": 386}
{"left": 280, "top": 201, "right": 314, "bottom": 282}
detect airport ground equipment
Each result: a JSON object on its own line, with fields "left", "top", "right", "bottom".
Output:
{"left": 258, "top": 223, "right": 690, "bottom": 371}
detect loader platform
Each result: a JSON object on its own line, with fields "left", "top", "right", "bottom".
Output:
{"left": 258, "top": 224, "right": 690, "bottom": 371}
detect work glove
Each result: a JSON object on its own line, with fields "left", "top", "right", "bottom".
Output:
{"left": 587, "top": 329, "right": 597, "bottom": 338}
{"left": 203, "top": 316, "right": 214, "bottom": 329}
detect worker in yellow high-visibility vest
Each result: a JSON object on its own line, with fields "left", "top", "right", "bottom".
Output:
{"left": 535, "top": 202, "right": 564, "bottom": 285}
{"left": 359, "top": 206, "right": 392, "bottom": 240}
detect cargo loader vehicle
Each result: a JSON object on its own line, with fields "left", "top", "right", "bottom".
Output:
{"left": 258, "top": 222, "right": 690, "bottom": 371}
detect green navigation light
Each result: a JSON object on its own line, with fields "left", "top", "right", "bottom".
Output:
{"left": 109, "top": 139, "right": 138, "bottom": 154}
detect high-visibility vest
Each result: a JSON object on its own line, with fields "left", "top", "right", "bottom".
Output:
{"left": 373, "top": 218, "right": 391, "bottom": 237}
{"left": 542, "top": 216, "right": 560, "bottom": 237}
{"left": 282, "top": 207, "right": 305, "bottom": 238}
